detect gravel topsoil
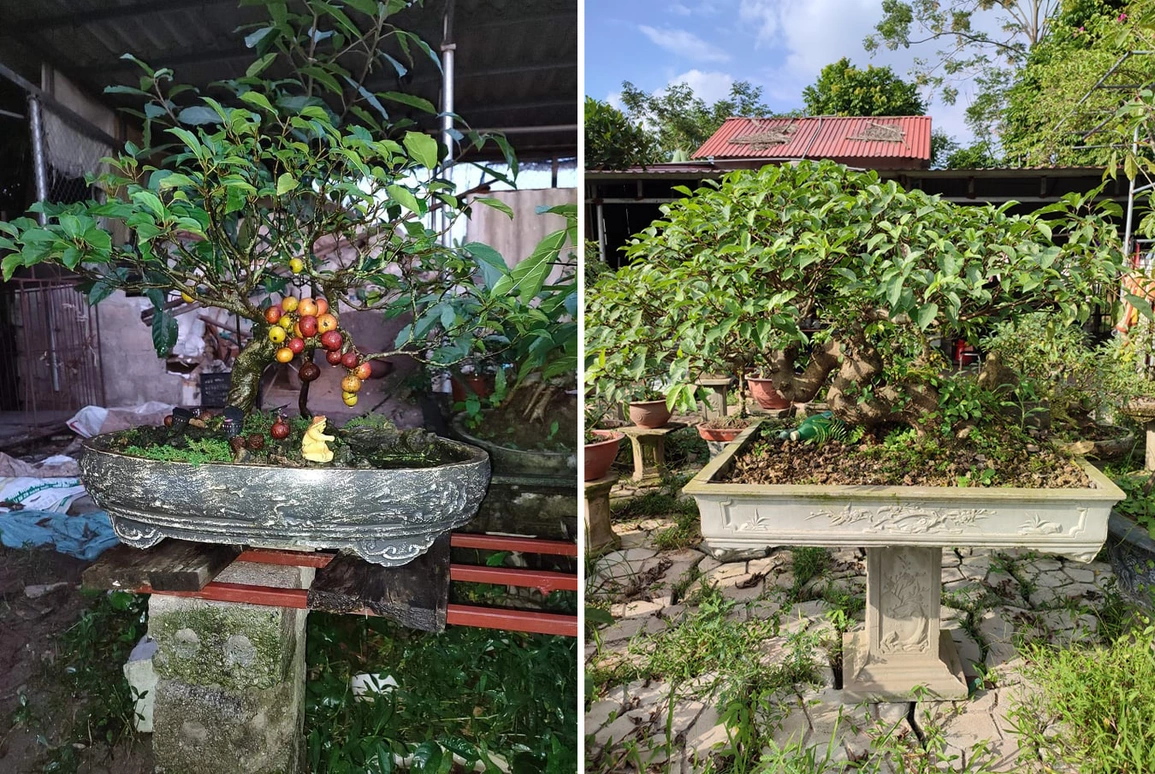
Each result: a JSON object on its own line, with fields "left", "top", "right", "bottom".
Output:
{"left": 722, "top": 432, "right": 1093, "bottom": 489}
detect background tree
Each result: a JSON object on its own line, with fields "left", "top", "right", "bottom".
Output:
{"left": 802, "top": 58, "right": 927, "bottom": 116}
{"left": 866, "top": 0, "right": 1066, "bottom": 139}
{"left": 619, "top": 80, "right": 781, "bottom": 159}
{"left": 584, "top": 97, "right": 659, "bottom": 170}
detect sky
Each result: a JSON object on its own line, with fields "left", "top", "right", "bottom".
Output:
{"left": 584, "top": 0, "right": 996, "bottom": 147}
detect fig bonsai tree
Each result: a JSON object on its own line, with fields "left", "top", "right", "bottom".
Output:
{"left": 0, "top": 0, "right": 520, "bottom": 419}
{"left": 586, "top": 160, "right": 1127, "bottom": 440}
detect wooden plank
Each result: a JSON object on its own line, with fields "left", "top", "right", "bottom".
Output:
{"left": 237, "top": 548, "right": 336, "bottom": 568}
{"left": 83, "top": 539, "right": 241, "bottom": 592}
{"left": 450, "top": 533, "right": 577, "bottom": 556}
{"left": 447, "top": 604, "right": 577, "bottom": 637}
{"left": 307, "top": 535, "right": 450, "bottom": 632}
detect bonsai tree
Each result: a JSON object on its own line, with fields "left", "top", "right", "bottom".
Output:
{"left": 586, "top": 160, "right": 1126, "bottom": 437}
{"left": 0, "top": 0, "right": 521, "bottom": 418}
{"left": 435, "top": 203, "right": 578, "bottom": 446}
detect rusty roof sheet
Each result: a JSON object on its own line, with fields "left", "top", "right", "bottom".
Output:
{"left": 693, "top": 116, "right": 932, "bottom": 165}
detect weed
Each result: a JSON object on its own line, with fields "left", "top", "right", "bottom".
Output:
{"left": 9, "top": 590, "right": 149, "bottom": 773}
{"left": 650, "top": 508, "right": 702, "bottom": 551}
{"left": 789, "top": 547, "right": 832, "bottom": 602}
{"left": 305, "top": 613, "right": 577, "bottom": 773}
{"left": 1008, "top": 618, "right": 1155, "bottom": 774}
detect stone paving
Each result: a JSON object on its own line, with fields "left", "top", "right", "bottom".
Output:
{"left": 586, "top": 511, "right": 1117, "bottom": 773}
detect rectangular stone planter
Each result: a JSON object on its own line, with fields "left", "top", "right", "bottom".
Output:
{"left": 683, "top": 424, "right": 1125, "bottom": 701}
{"left": 684, "top": 424, "right": 1123, "bottom": 563}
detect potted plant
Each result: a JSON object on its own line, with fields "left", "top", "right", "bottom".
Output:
{"left": 584, "top": 407, "right": 623, "bottom": 482}
{"left": 443, "top": 204, "right": 578, "bottom": 478}
{"left": 0, "top": 0, "right": 531, "bottom": 566}
{"left": 981, "top": 312, "right": 1134, "bottom": 459}
{"left": 587, "top": 160, "right": 1128, "bottom": 699}
{"left": 626, "top": 386, "right": 673, "bottom": 428}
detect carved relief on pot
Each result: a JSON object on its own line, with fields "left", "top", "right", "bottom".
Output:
{"left": 877, "top": 557, "right": 932, "bottom": 655}
{"left": 809, "top": 503, "right": 990, "bottom": 534}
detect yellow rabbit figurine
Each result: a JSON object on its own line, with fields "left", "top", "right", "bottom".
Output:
{"left": 301, "top": 416, "right": 335, "bottom": 463}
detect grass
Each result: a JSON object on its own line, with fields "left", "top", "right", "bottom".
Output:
{"left": 6, "top": 590, "right": 149, "bottom": 773}
{"left": 305, "top": 614, "right": 577, "bottom": 774}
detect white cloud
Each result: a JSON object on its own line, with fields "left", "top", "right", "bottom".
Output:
{"left": 638, "top": 25, "right": 731, "bottom": 63}
{"left": 668, "top": 70, "right": 735, "bottom": 104}
{"left": 738, "top": 0, "right": 780, "bottom": 45}
{"left": 606, "top": 91, "right": 624, "bottom": 110}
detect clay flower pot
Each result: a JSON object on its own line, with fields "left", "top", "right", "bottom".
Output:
{"left": 628, "top": 399, "right": 671, "bottom": 428}
{"left": 585, "top": 430, "right": 623, "bottom": 481}
{"left": 697, "top": 423, "right": 746, "bottom": 443}
{"left": 450, "top": 374, "right": 494, "bottom": 402}
{"left": 746, "top": 377, "right": 790, "bottom": 410}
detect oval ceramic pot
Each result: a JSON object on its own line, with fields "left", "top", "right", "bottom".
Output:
{"left": 79, "top": 431, "right": 491, "bottom": 567}
{"left": 585, "top": 430, "right": 623, "bottom": 481}
{"left": 628, "top": 400, "right": 671, "bottom": 429}
{"left": 696, "top": 424, "right": 746, "bottom": 443}
{"left": 746, "top": 377, "right": 790, "bottom": 410}
{"left": 1106, "top": 510, "right": 1155, "bottom": 608}
{"left": 450, "top": 414, "right": 576, "bottom": 478}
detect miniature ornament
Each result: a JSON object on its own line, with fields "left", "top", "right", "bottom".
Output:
{"left": 301, "top": 416, "right": 335, "bottom": 462}
{"left": 778, "top": 412, "right": 845, "bottom": 443}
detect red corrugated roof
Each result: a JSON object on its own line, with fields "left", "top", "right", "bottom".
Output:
{"left": 693, "top": 116, "right": 932, "bottom": 168}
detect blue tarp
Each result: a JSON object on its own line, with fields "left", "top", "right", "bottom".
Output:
{"left": 0, "top": 509, "right": 119, "bottom": 561}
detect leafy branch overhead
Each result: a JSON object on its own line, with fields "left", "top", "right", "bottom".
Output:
{"left": 0, "top": 0, "right": 546, "bottom": 413}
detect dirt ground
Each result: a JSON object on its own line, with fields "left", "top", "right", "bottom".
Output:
{"left": 0, "top": 428, "right": 153, "bottom": 773}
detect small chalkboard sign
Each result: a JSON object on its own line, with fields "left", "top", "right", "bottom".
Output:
{"left": 200, "top": 372, "right": 231, "bottom": 408}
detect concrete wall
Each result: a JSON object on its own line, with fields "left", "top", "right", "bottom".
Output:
{"left": 98, "top": 291, "right": 186, "bottom": 408}
{"left": 466, "top": 188, "right": 576, "bottom": 268}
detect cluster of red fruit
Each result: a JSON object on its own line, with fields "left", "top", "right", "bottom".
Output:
{"left": 264, "top": 296, "right": 369, "bottom": 407}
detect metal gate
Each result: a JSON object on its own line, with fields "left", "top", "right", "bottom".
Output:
{"left": 0, "top": 275, "right": 105, "bottom": 418}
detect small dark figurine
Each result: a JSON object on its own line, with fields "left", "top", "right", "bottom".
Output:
{"left": 247, "top": 433, "right": 266, "bottom": 451}
{"left": 169, "top": 407, "right": 193, "bottom": 433}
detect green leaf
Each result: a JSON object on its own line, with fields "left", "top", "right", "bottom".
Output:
{"left": 151, "top": 308, "right": 178, "bottom": 357}
{"left": 386, "top": 184, "right": 420, "bottom": 214}
{"left": 1, "top": 252, "right": 23, "bottom": 282}
{"left": 475, "top": 197, "right": 514, "bottom": 219}
{"left": 87, "top": 281, "right": 116, "bottom": 305}
{"left": 177, "top": 106, "right": 223, "bottom": 125}
{"left": 916, "top": 302, "right": 938, "bottom": 330}
{"left": 381, "top": 91, "right": 436, "bottom": 114}
{"left": 403, "top": 131, "right": 439, "bottom": 169}
{"left": 240, "top": 91, "right": 275, "bottom": 112}
{"left": 244, "top": 26, "right": 275, "bottom": 49}
{"left": 276, "top": 173, "right": 299, "bottom": 195}
{"left": 343, "top": 0, "right": 379, "bottom": 15}
{"left": 463, "top": 242, "right": 507, "bottom": 290}
{"left": 246, "top": 53, "right": 277, "bottom": 78}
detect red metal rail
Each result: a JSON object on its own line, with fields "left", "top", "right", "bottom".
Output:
{"left": 134, "top": 582, "right": 578, "bottom": 637}
{"left": 172, "top": 536, "right": 578, "bottom": 636}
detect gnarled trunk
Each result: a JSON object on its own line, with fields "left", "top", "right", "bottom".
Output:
{"left": 226, "top": 331, "right": 277, "bottom": 413}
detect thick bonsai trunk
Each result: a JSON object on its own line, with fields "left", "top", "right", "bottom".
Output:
{"left": 763, "top": 336, "right": 940, "bottom": 432}
{"left": 227, "top": 332, "right": 277, "bottom": 413}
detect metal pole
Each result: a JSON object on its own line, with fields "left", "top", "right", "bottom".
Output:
{"left": 1124, "top": 124, "right": 1138, "bottom": 260}
{"left": 28, "top": 95, "right": 48, "bottom": 226}
{"left": 439, "top": 0, "right": 456, "bottom": 249}
{"left": 596, "top": 202, "right": 607, "bottom": 264}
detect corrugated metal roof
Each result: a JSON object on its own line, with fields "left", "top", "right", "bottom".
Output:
{"left": 0, "top": 0, "right": 577, "bottom": 160}
{"left": 693, "top": 116, "right": 932, "bottom": 167}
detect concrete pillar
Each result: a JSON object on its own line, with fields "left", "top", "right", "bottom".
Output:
{"left": 696, "top": 377, "right": 732, "bottom": 421}
{"left": 584, "top": 473, "right": 619, "bottom": 554}
{"left": 148, "top": 562, "right": 314, "bottom": 774}
{"left": 619, "top": 423, "right": 684, "bottom": 485}
{"left": 842, "top": 546, "right": 967, "bottom": 702}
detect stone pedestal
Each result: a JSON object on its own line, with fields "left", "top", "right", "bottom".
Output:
{"left": 696, "top": 377, "right": 733, "bottom": 421}
{"left": 619, "top": 423, "right": 685, "bottom": 485}
{"left": 585, "top": 473, "right": 619, "bottom": 554}
{"left": 148, "top": 562, "right": 314, "bottom": 774}
{"left": 842, "top": 547, "right": 967, "bottom": 702}
{"left": 458, "top": 474, "right": 577, "bottom": 540}
{"left": 1146, "top": 420, "right": 1155, "bottom": 471}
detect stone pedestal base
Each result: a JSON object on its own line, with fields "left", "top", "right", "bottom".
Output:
{"left": 842, "top": 630, "right": 967, "bottom": 702}
{"left": 620, "top": 423, "right": 685, "bottom": 485}
{"left": 696, "top": 378, "right": 733, "bottom": 421}
{"left": 585, "top": 473, "right": 619, "bottom": 554}
{"left": 1146, "top": 420, "right": 1155, "bottom": 472}
{"left": 148, "top": 562, "right": 314, "bottom": 774}
{"left": 841, "top": 546, "right": 967, "bottom": 702}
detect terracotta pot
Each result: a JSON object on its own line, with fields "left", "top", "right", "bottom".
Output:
{"left": 585, "top": 430, "right": 623, "bottom": 481}
{"left": 697, "top": 424, "right": 746, "bottom": 443}
{"left": 628, "top": 399, "right": 671, "bottom": 428}
{"left": 746, "top": 377, "right": 790, "bottom": 410}
{"left": 450, "top": 374, "right": 494, "bottom": 402}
